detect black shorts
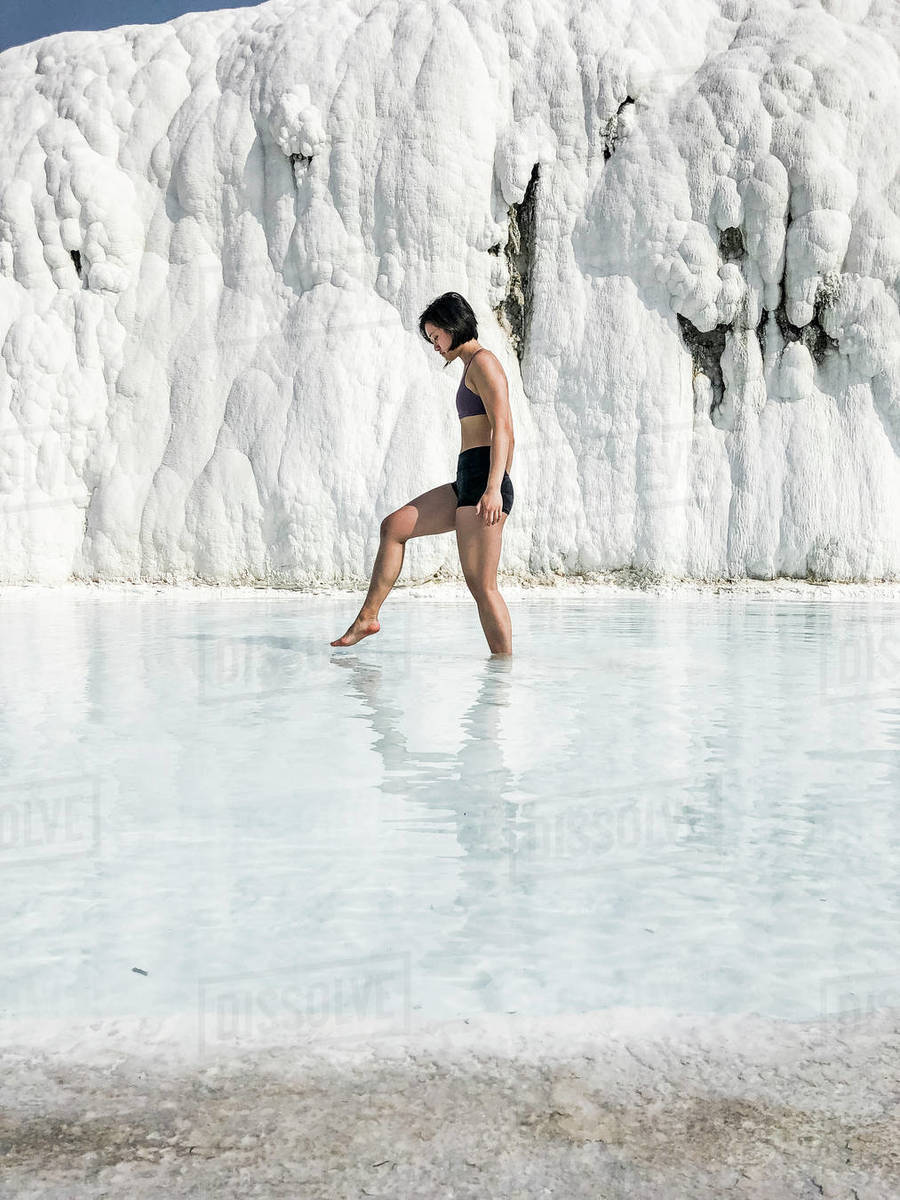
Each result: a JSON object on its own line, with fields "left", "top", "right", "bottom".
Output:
{"left": 450, "top": 445, "right": 514, "bottom": 516}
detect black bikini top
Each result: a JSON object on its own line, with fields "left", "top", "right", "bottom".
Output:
{"left": 455, "top": 349, "right": 487, "bottom": 419}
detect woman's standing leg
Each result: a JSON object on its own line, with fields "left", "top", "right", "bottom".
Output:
{"left": 454, "top": 508, "right": 511, "bottom": 654}
{"left": 330, "top": 483, "right": 458, "bottom": 646}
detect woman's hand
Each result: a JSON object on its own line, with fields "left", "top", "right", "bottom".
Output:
{"left": 475, "top": 487, "right": 503, "bottom": 526}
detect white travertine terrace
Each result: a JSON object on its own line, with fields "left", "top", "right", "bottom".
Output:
{"left": 0, "top": 0, "right": 898, "bottom": 584}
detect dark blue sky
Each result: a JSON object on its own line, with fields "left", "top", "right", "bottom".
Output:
{"left": 1, "top": 1, "right": 264, "bottom": 55}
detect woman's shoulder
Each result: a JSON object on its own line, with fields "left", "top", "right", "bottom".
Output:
{"left": 471, "top": 348, "right": 507, "bottom": 388}
{"left": 473, "top": 347, "right": 504, "bottom": 374}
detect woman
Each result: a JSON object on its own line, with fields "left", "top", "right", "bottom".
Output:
{"left": 331, "top": 291, "right": 515, "bottom": 655}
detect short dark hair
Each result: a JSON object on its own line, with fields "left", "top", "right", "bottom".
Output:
{"left": 418, "top": 292, "right": 478, "bottom": 350}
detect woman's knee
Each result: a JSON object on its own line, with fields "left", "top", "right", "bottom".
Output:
{"left": 380, "top": 511, "right": 408, "bottom": 542}
{"left": 465, "top": 575, "right": 499, "bottom": 601}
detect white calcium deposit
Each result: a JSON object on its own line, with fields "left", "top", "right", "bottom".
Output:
{"left": 0, "top": 0, "right": 899, "bottom": 585}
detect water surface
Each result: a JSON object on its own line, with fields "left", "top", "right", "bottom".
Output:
{"left": 2, "top": 589, "right": 898, "bottom": 1042}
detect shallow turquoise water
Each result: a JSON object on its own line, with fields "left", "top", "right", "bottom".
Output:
{"left": 1, "top": 589, "right": 899, "bottom": 1044}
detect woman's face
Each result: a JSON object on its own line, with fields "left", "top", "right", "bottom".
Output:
{"left": 424, "top": 323, "right": 453, "bottom": 360}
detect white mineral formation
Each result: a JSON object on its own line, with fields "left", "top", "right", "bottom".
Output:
{"left": 0, "top": 0, "right": 898, "bottom": 584}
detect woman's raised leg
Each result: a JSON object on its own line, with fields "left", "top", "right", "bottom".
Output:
{"left": 330, "top": 482, "right": 458, "bottom": 646}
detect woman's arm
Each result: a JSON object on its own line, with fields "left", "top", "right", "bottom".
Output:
{"left": 471, "top": 353, "right": 514, "bottom": 491}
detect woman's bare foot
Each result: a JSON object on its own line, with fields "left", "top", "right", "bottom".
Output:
{"left": 330, "top": 614, "right": 381, "bottom": 647}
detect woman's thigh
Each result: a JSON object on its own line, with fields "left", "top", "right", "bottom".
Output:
{"left": 382, "top": 482, "right": 458, "bottom": 541}
{"left": 455, "top": 507, "right": 507, "bottom": 593}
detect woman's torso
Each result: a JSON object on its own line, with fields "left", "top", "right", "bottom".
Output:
{"left": 457, "top": 349, "right": 514, "bottom": 471}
